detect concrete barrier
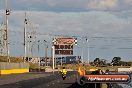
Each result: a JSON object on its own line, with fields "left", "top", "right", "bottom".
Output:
{"left": 0, "top": 62, "right": 29, "bottom": 75}
{"left": 118, "top": 67, "right": 132, "bottom": 72}
{"left": 0, "top": 69, "right": 29, "bottom": 75}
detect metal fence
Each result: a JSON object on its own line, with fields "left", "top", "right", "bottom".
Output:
{"left": 0, "top": 62, "right": 29, "bottom": 70}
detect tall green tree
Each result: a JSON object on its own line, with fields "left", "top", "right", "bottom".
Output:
{"left": 111, "top": 57, "right": 121, "bottom": 66}
{"left": 93, "top": 58, "right": 107, "bottom": 66}
{"left": 100, "top": 59, "right": 107, "bottom": 66}
{"left": 94, "top": 58, "right": 100, "bottom": 66}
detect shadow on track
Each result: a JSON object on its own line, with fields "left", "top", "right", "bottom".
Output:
{"left": 67, "top": 83, "right": 101, "bottom": 88}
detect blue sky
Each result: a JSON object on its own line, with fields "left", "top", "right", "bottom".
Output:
{"left": 0, "top": 0, "right": 132, "bottom": 62}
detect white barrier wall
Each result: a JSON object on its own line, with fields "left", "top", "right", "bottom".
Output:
{"left": 0, "top": 62, "right": 29, "bottom": 75}
{"left": 118, "top": 67, "right": 132, "bottom": 72}
{"left": 0, "top": 62, "right": 29, "bottom": 70}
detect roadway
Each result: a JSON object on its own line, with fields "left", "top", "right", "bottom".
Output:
{"left": 1, "top": 71, "right": 127, "bottom": 88}
{"left": 0, "top": 71, "right": 102, "bottom": 88}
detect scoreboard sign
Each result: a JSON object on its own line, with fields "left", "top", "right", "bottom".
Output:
{"left": 54, "top": 38, "right": 77, "bottom": 45}
{"left": 53, "top": 37, "right": 77, "bottom": 55}
{"left": 54, "top": 45, "right": 73, "bottom": 49}
{"left": 55, "top": 50, "right": 73, "bottom": 55}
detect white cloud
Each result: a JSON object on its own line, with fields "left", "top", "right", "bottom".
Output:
{"left": 45, "top": 0, "right": 88, "bottom": 7}
{"left": 6, "top": 10, "right": 131, "bottom": 37}
{"left": 19, "top": 0, "right": 45, "bottom": 4}
{"left": 87, "top": 0, "right": 118, "bottom": 10}
{"left": 122, "top": 0, "right": 132, "bottom": 8}
{"left": 1, "top": 10, "right": 132, "bottom": 60}
{"left": 124, "top": 0, "right": 132, "bottom": 3}
{"left": 2, "top": 0, "right": 132, "bottom": 11}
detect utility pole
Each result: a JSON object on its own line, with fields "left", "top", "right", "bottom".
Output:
{"left": 55, "top": 55, "right": 56, "bottom": 68}
{"left": 51, "top": 47, "right": 52, "bottom": 66}
{"left": 81, "top": 44, "right": 84, "bottom": 63}
{"left": 27, "top": 38, "right": 29, "bottom": 62}
{"left": 5, "top": 0, "right": 11, "bottom": 62}
{"left": 24, "top": 12, "right": 27, "bottom": 62}
{"left": 44, "top": 40, "right": 47, "bottom": 66}
{"left": 28, "top": 35, "right": 32, "bottom": 62}
{"left": 45, "top": 45, "right": 48, "bottom": 66}
{"left": 38, "top": 40, "right": 40, "bottom": 71}
{"left": 52, "top": 45, "right": 55, "bottom": 70}
{"left": 61, "top": 54, "right": 63, "bottom": 66}
{"left": 0, "top": 23, "right": 6, "bottom": 56}
{"left": 86, "top": 39, "right": 89, "bottom": 64}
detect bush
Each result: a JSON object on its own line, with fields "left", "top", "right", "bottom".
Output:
{"left": 0, "top": 56, "right": 23, "bottom": 63}
{"left": 29, "top": 63, "right": 39, "bottom": 70}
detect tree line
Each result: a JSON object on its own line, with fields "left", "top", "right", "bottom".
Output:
{"left": 90, "top": 57, "right": 132, "bottom": 67}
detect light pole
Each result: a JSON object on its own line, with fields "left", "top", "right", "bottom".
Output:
{"left": 44, "top": 40, "right": 48, "bottom": 66}
{"left": 81, "top": 40, "right": 85, "bottom": 64}
{"left": 28, "top": 35, "right": 32, "bottom": 62}
{"left": 61, "top": 54, "right": 63, "bottom": 66}
{"left": 24, "top": 12, "right": 27, "bottom": 63}
{"left": 52, "top": 45, "right": 55, "bottom": 70}
{"left": 5, "top": 0, "right": 11, "bottom": 62}
{"left": 86, "top": 39, "right": 89, "bottom": 64}
{"left": 38, "top": 40, "right": 40, "bottom": 71}
{"left": 81, "top": 45, "right": 84, "bottom": 63}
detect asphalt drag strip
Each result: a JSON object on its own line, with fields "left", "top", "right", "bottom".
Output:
{"left": 0, "top": 71, "right": 75, "bottom": 88}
